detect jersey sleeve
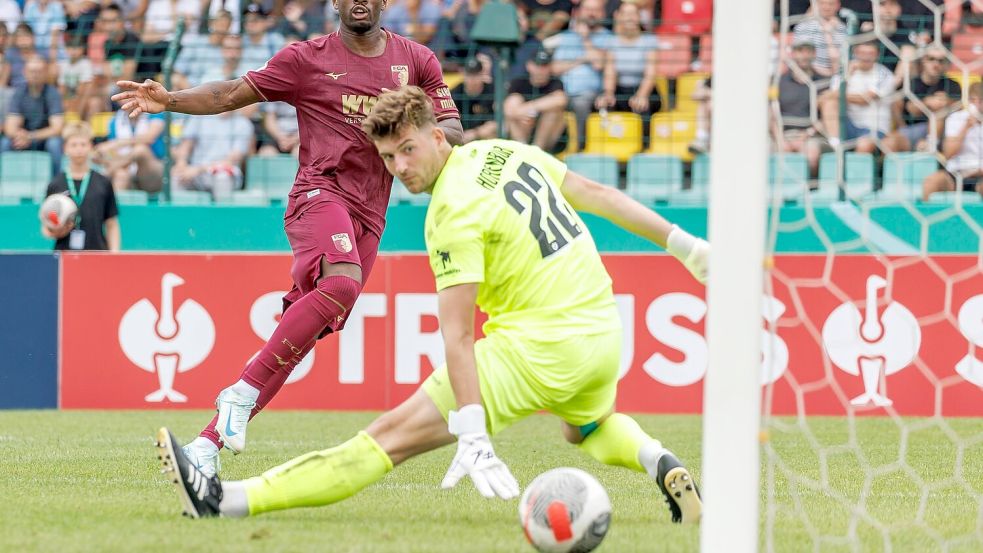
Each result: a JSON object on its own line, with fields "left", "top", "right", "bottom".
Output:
{"left": 426, "top": 203, "right": 486, "bottom": 290}
{"left": 416, "top": 49, "right": 459, "bottom": 122}
{"left": 243, "top": 42, "right": 303, "bottom": 104}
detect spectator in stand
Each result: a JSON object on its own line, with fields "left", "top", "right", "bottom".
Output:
{"left": 7, "top": 23, "right": 40, "bottom": 88}
{"left": 450, "top": 56, "right": 497, "bottom": 143}
{"left": 774, "top": 41, "right": 830, "bottom": 176}
{"left": 23, "top": 0, "right": 65, "bottom": 61}
{"left": 922, "top": 82, "right": 983, "bottom": 200}
{"left": 133, "top": 32, "right": 169, "bottom": 82}
{"left": 382, "top": 0, "right": 440, "bottom": 46}
{"left": 0, "top": 24, "right": 10, "bottom": 94}
{"left": 139, "top": 0, "right": 201, "bottom": 42}
{"left": 93, "top": 108, "right": 165, "bottom": 192}
{"left": 63, "top": 0, "right": 101, "bottom": 44}
{"left": 518, "top": 0, "right": 571, "bottom": 44}
{"left": 2, "top": 56, "right": 64, "bottom": 174}
{"left": 173, "top": 109, "right": 254, "bottom": 201}
{"left": 237, "top": 4, "right": 284, "bottom": 74}
{"left": 819, "top": 41, "right": 895, "bottom": 153}
{"left": 173, "top": 10, "right": 231, "bottom": 89}
{"left": 440, "top": 0, "right": 484, "bottom": 61}
{"left": 551, "top": 0, "right": 611, "bottom": 148}
{"left": 260, "top": 100, "right": 300, "bottom": 156}
{"left": 102, "top": 4, "right": 139, "bottom": 92}
{"left": 689, "top": 76, "right": 712, "bottom": 153}
{"left": 0, "top": 1, "right": 22, "bottom": 34}
{"left": 883, "top": 45, "right": 961, "bottom": 153}
{"left": 42, "top": 122, "right": 120, "bottom": 251}
{"left": 791, "top": 0, "right": 845, "bottom": 77}
{"left": 859, "top": 0, "right": 920, "bottom": 87}
{"left": 593, "top": 1, "right": 661, "bottom": 122}
{"left": 58, "top": 34, "right": 98, "bottom": 119}
{"left": 504, "top": 48, "right": 567, "bottom": 152}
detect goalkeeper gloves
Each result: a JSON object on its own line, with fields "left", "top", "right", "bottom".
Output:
{"left": 441, "top": 404, "right": 520, "bottom": 500}
{"left": 666, "top": 225, "right": 710, "bottom": 285}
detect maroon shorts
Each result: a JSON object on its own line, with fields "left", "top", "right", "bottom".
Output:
{"left": 282, "top": 200, "right": 380, "bottom": 334}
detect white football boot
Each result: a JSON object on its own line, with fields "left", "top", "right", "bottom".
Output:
{"left": 215, "top": 387, "right": 256, "bottom": 454}
{"left": 180, "top": 436, "right": 221, "bottom": 478}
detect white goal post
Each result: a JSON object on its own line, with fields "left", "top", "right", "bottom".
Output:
{"left": 700, "top": 1, "right": 772, "bottom": 552}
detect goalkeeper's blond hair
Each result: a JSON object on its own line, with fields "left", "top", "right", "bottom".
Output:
{"left": 361, "top": 86, "right": 437, "bottom": 141}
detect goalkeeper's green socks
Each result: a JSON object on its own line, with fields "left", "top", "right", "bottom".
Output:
{"left": 227, "top": 431, "right": 393, "bottom": 516}
{"left": 578, "top": 413, "right": 667, "bottom": 476}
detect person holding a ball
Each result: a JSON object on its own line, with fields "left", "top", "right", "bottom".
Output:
{"left": 40, "top": 122, "right": 120, "bottom": 251}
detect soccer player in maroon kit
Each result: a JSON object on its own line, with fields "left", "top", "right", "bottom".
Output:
{"left": 112, "top": 0, "right": 463, "bottom": 477}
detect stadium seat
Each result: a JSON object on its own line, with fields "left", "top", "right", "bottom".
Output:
{"left": 227, "top": 189, "right": 271, "bottom": 206}
{"left": 951, "top": 31, "right": 983, "bottom": 67}
{"left": 653, "top": 33, "right": 693, "bottom": 79}
{"left": 647, "top": 111, "right": 698, "bottom": 162}
{"left": 769, "top": 153, "right": 810, "bottom": 203}
{"left": 882, "top": 152, "right": 939, "bottom": 200}
{"left": 946, "top": 70, "right": 982, "bottom": 92}
{"left": 169, "top": 189, "right": 213, "bottom": 205}
{"left": 389, "top": 177, "right": 429, "bottom": 205}
{"left": 564, "top": 153, "right": 619, "bottom": 187}
{"left": 653, "top": 76, "right": 670, "bottom": 110}
{"left": 0, "top": 151, "right": 52, "bottom": 202}
{"left": 671, "top": 153, "right": 708, "bottom": 204}
{"left": 89, "top": 112, "right": 114, "bottom": 138}
{"left": 556, "top": 112, "right": 579, "bottom": 161}
{"left": 626, "top": 154, "right": 683, "bottom": 205}
{"left": 114, "top": 189, "right": 150, "bottom": 205}
{"left": 674, "top": 72, "right": 709, "bottom": 113}
{"left": 816, "top": 152, "right": 876, "bottom": 202}
{"left": 924, "top": 191, "right": 983, "bottom": 205}
{"left": 584, "top": 112, "right": 643, "bottom": 163}
{"left": 656, "top": 0, "right": 712, "bottom": 35}
{"left": 246, "top": 155, "right": 299, "bottom": 202}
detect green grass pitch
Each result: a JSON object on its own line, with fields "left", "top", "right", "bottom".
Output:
{"left": 0, "top": 411, "right": 980, "bottom": 552}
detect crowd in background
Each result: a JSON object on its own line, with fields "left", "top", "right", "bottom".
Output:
{"left": 0, "top": 0, "right": 981, "bottom": 206}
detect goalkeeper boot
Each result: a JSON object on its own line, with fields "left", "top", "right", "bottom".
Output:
{"left": 215, "top": 387, "right": 256, "bottom": 454}
{"left": 181, "top": 436, "right": 221, "bottom": 478}
{"left": 156, "top": 427, "right": 223, "bottom": 519}
{"left": 656, "top": 452, "right": 702, "bottom": 524}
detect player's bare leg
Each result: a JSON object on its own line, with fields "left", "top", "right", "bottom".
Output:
{"left": 532, "top": 109, "right": 566, "bottom": 152}
{"left": 564, "top": 409, "right": 702, "bottom": 524}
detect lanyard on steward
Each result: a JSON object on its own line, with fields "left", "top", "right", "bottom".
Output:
{"left": 64, "top": 168, "right": 90, "bottom": 225}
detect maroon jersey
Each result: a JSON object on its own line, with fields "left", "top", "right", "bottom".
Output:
{"left": 243, "top": 31, "right": 459, "bottom": 237}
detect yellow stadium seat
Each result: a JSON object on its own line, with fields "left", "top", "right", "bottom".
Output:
{"left": 946, "top": 70, "right": 982, "bottom": 93}
{"left": 584, "top": 111, "right": 643, "bottom": 163}
{"left": 647, "top": 111, "right": 698, "bottom": 162}
{"left": 64, "top": 112, "right": 81, "bottom": 124}
{"left": 444, "top": 72, "right": 463, "bottom": 91}
{"left": 89, "top": 112, "right": 114, "bottom": 138}
{"left": 556, "top": 112, "right": 579, "bottom": 161}
{"left": 654, "top": 76, "right": 669, "bottom": 108}
{"left": 674, "top": 72, "right": 710, "bottom": 113}
{"left": 170, "top": 121, "right": 183, "bottom": 140}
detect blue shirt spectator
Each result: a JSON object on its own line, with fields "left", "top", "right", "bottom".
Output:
{"left": 22, "top": 0, "right": 64, "bottom": 58}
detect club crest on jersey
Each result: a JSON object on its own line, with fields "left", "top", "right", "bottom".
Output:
{"left": 391, "top": 65, "right": 409, "bottom": 87}
{"left": 332, "top": 233, "right": 353, "bottom": 253}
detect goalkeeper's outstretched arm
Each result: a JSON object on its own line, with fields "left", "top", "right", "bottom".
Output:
{"left": 560, "top": 170, "right": 710, "bottom": 284}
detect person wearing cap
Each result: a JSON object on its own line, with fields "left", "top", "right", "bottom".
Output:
{"left": 504, "top": 48, "right": 568, "bottom": 152}
{"left": 774, "top": 40, "right": 830, "bottom": 177}
{"left": 238, "top": 3, "right": 286, "bottom": 75}
{"left": 451, "top": 57, "right": 498, "bottom": 143}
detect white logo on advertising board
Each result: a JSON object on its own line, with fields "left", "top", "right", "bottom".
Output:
{"left": 119, "top": 273, "right": 215, "bottom": 403}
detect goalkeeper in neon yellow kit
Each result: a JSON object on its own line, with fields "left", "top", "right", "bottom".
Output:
{"left": 156, "top": 86, "right": 709, "bottom": 525}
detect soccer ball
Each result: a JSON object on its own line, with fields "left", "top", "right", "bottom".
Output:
{"left": 519, "top": 468, "right": 612, "bottom": 553}
{"left": 39, "top": 194, "right": 78, "bottom": 229}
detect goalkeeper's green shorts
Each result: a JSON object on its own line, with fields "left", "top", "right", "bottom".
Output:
{"left": 422, "top": 329, "right": 621, "bottom": 435}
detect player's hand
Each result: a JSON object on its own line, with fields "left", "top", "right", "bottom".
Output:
{"left": 441, "top": 433, "right": 519, "bottom": 499}
{"left": 112, "top": 79, "right": 170, "bottom": 118}
{"left": 440, "top": 404, "right": 519, "bottom": 500}
{"left": 666, "top": 225, "right": 710, "bottom": 285}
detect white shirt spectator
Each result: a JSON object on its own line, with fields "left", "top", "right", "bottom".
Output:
{"left": 0, "top": 0, "right": 22, "bottom": 33}
{"left": 144, "top": 0, "right": 201, "bottom": 39}
{"left": 944, "top": 108, "right": 983, "bottom": 174}
{"left": 792, "top": 16, "right": 846, "bottom": 74}
{"left": 182, "top": 112, "right": 254, "bottom": 168}
{"left": 58, "top": 56, "right": 93, "bottom": 94}
{"left": 837, "top": 63, "right": 895, "bottom": 134}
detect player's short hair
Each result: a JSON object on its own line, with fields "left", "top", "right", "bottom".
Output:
{"left": 361, "top": 86, "right": 436, "bottom": 141}
{"left": 62, "top": 121, "right": 93, "bottom": 142}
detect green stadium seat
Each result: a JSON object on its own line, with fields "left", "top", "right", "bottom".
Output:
{"left": 389, "top": 177, "right": 429, "bottom": 205}
{"left": 226, "top": 189, "right": 271, "bottom": 206}
{"left": 169, "top": 189, "right": 213, "bottom": 205}
{"left": 816, "top": 152, "right": 875, "bottom": 202}
{"left": 246, "top": 155, "right": 299, "bottom": 202}
{"left": 626, "top": 154, "right": 683, "bottom": 205}
{"left": 114, "top": 189, "right": 150, "bottom": 205}
{"left": 769, "top": 153, "right": 809, "bottom": 203}
{"left": 923, "top": 191, "right": 983, "bottom": 205}
{"left": 564, "top": 153, "right": 619, "bottom": 187}
{"left": 881, "top": 152, "right": 938, "bottom": 200}
{"left": 0, "top": 151, "right": 52, "bottom": 202}
{"left": 672, "top": 153, "right": 708, "bottom": 205}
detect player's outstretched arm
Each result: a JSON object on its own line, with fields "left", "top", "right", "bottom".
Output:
{"left": 112, "top": 78, "right": 260, "bottom": 117}
{"left": 561, "top": 170, "right": 710, "bottom": 284}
